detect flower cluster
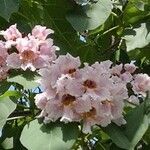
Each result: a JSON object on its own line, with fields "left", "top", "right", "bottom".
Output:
{"left": 35, "top": 53, "right": 150, "bottom": 133}
{"left": 1, "top": 24, "right": 150, "bottom": 133}
{"left": 0, "top": 24, "right": 58, "bottom": 77}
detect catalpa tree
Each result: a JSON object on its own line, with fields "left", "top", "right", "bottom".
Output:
{"left": 0, "top": 0, "right": 150, "bottom": 150}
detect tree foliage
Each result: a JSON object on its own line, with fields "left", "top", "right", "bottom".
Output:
{"left": 0, "top": 0, "right": 150, "bottom": 150}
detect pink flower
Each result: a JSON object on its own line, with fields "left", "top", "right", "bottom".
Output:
{"left": 0, "top": 24, "right": 58, "bottom": 71}
{"left": 39, "top": 53, "right": 81, "bottom": 91}
{"left": 54, "top": 53, "right": 81, "bottom": 75}
{"left": 5, "top": 40, "right": 16, "bottom": 49}
{"left": 0, "top": 41, "right": 8, "bottom": 63}
{"left": 124, "top": 63, "right": 137, "bottom": 73}
{"left": 132, "top": 74, "right": 150, "bottom": 93}
{"left": 35, "top": 93, "right": 48, "bottom": 109}
{"left": 92, "top": 60, "right": 112, "bottom": 77}
{"left": 44, "top": 99, "right": 63, "bottom": 122}
{"left": 6, "top": 32, "right": 58, "bottom": 71}
{"left": 35, "top": 55, "right": 132, "bottom": 133}
{"left": 109, "top": 83, "right": 128, "bottom": 102}
{"left": 79, "top": 63, "right": 112, "bottom": 100}
{"left": 32, "top": 25, "right": 54, "bottom": 40}
{"left": 128, "top": 95, "right": 139, "bottom": 105}
{"left": 74, "top": 95, "right": 92, "bottom": 114}
{"left": 111, "top": 63, "right": 135, "bottom": 83}
{"left": 55, "top": 74, "right": 84, "bottom": 96}
{"left": 33, "top": 42, "right": 149, "bottom": 133}
{"left": 7, "top": 37, "right": 40, "bottom": 71}
{"left": 39, "top": 93, "right": 80, "bottom": 123}
{"left": 0, "top": 41, "right": 9, "bottom": 80}
{"left": 39, "top": 38, "right": 59, "bottom": 62}
{"left": 113, "top": 117, "right": 126, "bottom": 126}
{"left": 111, "top": 64, "right": 123, "bottom": 76}
{"left": 120, "top": 72, "right": 133, "bottom": 82}
{"left": 0, "top": 24, "right": 22, "bottom": 41}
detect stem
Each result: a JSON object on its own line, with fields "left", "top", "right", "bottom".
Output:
{"left": 111, "top": 12, "right": 119, "bottom": 18}
{"left": 9, "top": 110, "right": 31, "bottom": 118}
{"left": 115, "top": 49, "right": 120, "bottom": 62}
{"left": 94, "top": 25, "right": 120, "bottom": 45}
{"left": 101, "top": 40, "right": 120, "bottom": 55}
{"left": 7, "top": 116, "right": 25, "bottom": 121}
{"left": 101, "top": 25, "right": 119, "bottom": 37}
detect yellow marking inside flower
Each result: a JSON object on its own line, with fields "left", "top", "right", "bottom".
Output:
{"left": 101, "top": 100, "right": 114, "bottom": 106}
{"left": 82, "top": 107, "right": 96, "bottom": 119}
{"left": 83, "top": 80, "right": 97, "bottom": 89}
{"left": 20, "top": 50, "right": 38, "bottom": 62}
{"left": 62, "top": 94, "right": 76, "bottom": 106}
{"left": 68, "top": 68, "right": 76, "bottom": 74}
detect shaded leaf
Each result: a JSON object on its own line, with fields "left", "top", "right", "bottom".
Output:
{"left": 0, "top": 81, "right": 11, "bottom": 96}
{"left": 0, "top": 121, "right": 27, "bottom": 150}
{"left": 124, "top": 103, "right": 149, "bottom": 150}
{"left": 42, "top": 0, "right": 108, "bottom": 64}
{"left": 0, "top": 0, "right": 20, "bottom": 21}
{"left": 143, "top": 126, "right": 150, "bottom": 145}
{"left": 103, "top": 124, "right": 130, "bottom": 149}
{"left": 104, "top": 97, "right": 149, "bottom": 150}
{"left": 123, "top": 1, "right": 150, "bottom": 26}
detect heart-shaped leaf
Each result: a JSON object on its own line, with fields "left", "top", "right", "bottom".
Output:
{"left": 66, "top": 0, "right": 112, "bottom": 32}
{"left": 20, "top": 120, "right": 79, "bottom": 150}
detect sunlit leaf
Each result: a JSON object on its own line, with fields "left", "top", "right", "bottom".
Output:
{"left": 0, "top": 97, "right": 16, "bottom": 129}
{"left": 123, "top": 23, "right": 150, "bottom": 51}
{"left": 8, "top": 75, "right": 39, "bottom": 90}
{"left": 20, "top": 119, "right": 79, "bottom": 150}
{"left": 66, "top": 0, "right": 112, "bottom": 32}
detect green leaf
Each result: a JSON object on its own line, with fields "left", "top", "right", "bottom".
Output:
{"left": 17, "top": 0, "right": 113, "bottom": 64}
{"left": 130, "top": 0, "right": 150, "bottom": 11}
{"left": 124, "top": 103, "right": 149, "bottom": 150}
{"left": 1, "top": 137, "right": 13, "bottom": 149}
{"left": 42, "top": 0, "right": 108, "bottom": 64}
{"left": 18, "top": 0, "right": 44, "bottom": 27}
{"left": 20, "top": 119, "right": 79, "bottom": 150}
{"left": 0, "top": 81, "right": 11, "bottom": 96}
{"left": 0, "top": 97, "right": 16, "bottom": 129}
{"left": 123, "top": 23, "right": 150, "bottom": 51}
{"left": 103, "top": 124, "right": 130, "bottom": 149}
{"left": 8, "top": 75, "right": 39, "bottom": 90}
{"left": 0, "top": 16, "right": 8, "bottom": 29}
{"left": 104, "top": 101, "right": 149, "bottom": 150}
{"left": 66, "top": 0, "right": 112, "bottom": 32}
{"left": 143, "top": 126, "right": 150, "bottom": 145}
{"left": 123, "top": 1, "right": 150, "bottom": 26}
{"left": 0, "top": 0, "right": 20, "bottom": 21}
{"left": 0, "top": 90, "right": 22, "bottom": 99}
{"left": 128, "top": 44, "right": 150, "bottom": 61}
{"left": 0, "top": 122, "right": 27, "bottom": 150}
